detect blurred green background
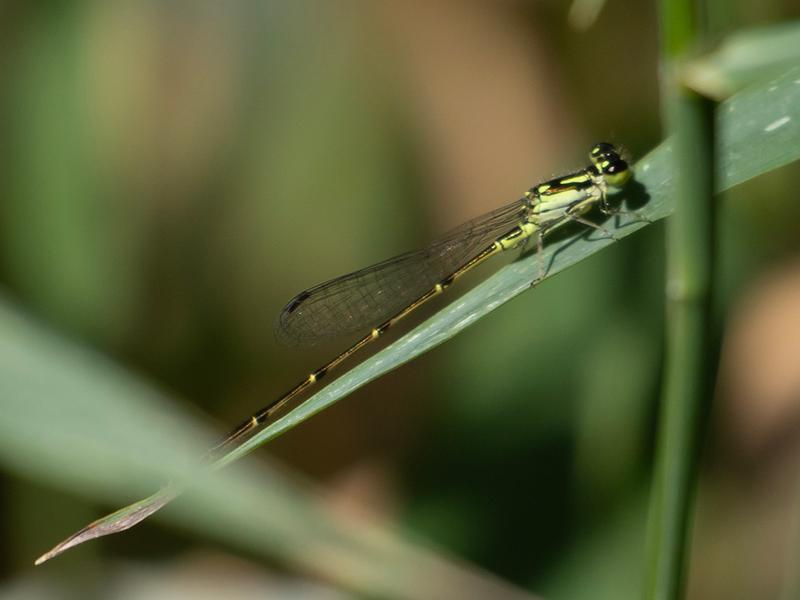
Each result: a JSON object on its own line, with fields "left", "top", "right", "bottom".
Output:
{"left": 1, "top": 1, "right": 800, "bottom": 598}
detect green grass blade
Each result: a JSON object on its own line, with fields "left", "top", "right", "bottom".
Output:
{"left": 34, "top": 65, "right": 800, "bottom": 563}
{"left": 0, "top": 303, "right": 534, "bottom": 598}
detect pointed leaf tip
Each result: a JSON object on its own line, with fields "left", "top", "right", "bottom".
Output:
{"left": 35, "top": 488, "right": 178, "bottom": 565}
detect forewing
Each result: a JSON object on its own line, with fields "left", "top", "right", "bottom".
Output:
{"left": 275, "top": 199, "right": 527, "bottom": 347}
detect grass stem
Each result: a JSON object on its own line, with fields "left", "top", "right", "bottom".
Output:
{"left": 645, "top": 1, "right": 717, "bottom": 599}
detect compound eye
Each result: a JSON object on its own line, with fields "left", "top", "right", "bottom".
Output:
{"left": 591, "top": 142, "right": 615, "bottom": 157}
{"left": 603, "top": 159, "right": 631, "bottom": 187}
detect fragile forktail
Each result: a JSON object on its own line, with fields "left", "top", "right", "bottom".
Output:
{"left": 32, "top": 143, "right": 633, "bottom": 568}
{"left": 211, "top": 142, "right": 631, "bottom": 459}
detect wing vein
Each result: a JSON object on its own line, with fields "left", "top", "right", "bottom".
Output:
{"left": 275, "top": 199, "right": 528, "bottom": 347}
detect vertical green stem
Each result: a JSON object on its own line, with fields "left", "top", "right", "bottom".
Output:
{"left": 645, "top": 1, "right": 717, "bottom": 599}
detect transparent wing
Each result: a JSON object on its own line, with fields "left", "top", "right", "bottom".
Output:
{"left": 275, "top": 198, "right": 528, "bottom": 347}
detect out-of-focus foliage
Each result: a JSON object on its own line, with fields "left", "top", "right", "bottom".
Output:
{"left": 1, "top": 1, "right": 800, "bottom": 599}
{"left": 683, "top": 20, "right": 800, "bottom": 98}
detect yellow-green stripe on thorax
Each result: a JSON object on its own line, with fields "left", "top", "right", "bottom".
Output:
{"left": 527, "top": 170, "right": 603, "bottom": 227}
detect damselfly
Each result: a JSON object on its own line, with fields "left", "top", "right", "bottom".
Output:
{"left": 212, "top": 142, "right": 631, "bottom": 458}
